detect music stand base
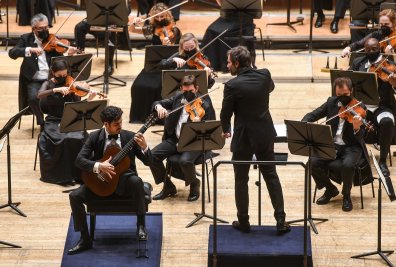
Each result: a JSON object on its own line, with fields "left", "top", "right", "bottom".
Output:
{"left": 87, "top": 75, "right": 126, "bottom": 87}
{"left": 0, "top": 240, "right": 21, "bottom": 248}
{"left": 287, "top": 216, "right": 327, "bottom": 235}
{"left": 0, "top": 202, "right": 27, "bottom": 217}
{"left": 351, "top": 250, "right": 394, "bottom": 267}
{"left": 186, "top": 213, "right": 228, "bottom": 228}
{"left": 267, "top": 21, "right": 302, "bottom": 33}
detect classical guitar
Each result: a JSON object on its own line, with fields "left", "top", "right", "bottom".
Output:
{"left": 81, "top": 112, "right": 158, "bottom": 196}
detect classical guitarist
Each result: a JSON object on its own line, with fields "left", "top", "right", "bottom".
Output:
{"left": 68, "top": 106, "right": 152, "bottom": 255}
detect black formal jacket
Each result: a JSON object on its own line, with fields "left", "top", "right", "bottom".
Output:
{"left": 302, "top": 97, "right": 373, "bottom": 185}
{"left": 75, "top": 128, "right": 151, "bottom": 183}
{"left": 152, "top": 91, "right": 216, "bottom": 140}
{"left": 9, "top": 32, "right": 63, "bottom": 111}
{"left": 221, "top": 67, "right": 276, "bottom": 153}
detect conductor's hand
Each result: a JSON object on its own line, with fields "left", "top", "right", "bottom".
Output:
{"left": 352, "top": 115, "right": 363, "bottom": 131}
{"left": 134, "top": 133, "right": 147, "bottom": 150}
{"left": 173, "top": 57, "right": 186, "bottom": 68}
{"left": 98, "top": 156, "right": 115, "bottom": 180}
{"left": 155, "top": 104, "right": 167, "bottom": 119}
{"left": 222, "top": 132, "right": 231, "bottom": 138}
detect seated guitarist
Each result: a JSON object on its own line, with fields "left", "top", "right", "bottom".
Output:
{"left": 68, "top": 106, "right": 151, "bottom": 255}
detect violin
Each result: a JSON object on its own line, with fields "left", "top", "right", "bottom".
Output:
{"left": 154, "top": 23, "right": 176, "bottom": 44}
{"left": 368, "top": 57, "right": 396, "bottom": 82}
{"left": 186, "top": 52, "right": 218, "bottom": 78}
{"left": 338, "top": 98, "right": 375, "bottom": 133}
{"left": 42, "top": 34, "right": 71, "bottom": 53}
{"left": 65, "top": 76, "right": 107, "bottom": 98}
{"left": 184, "top": 98, "right": 205, "bottom": 121}
{"left": 380, "top": 30, "right": 396, "bottom": 51}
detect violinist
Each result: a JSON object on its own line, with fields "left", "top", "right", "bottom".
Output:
{"left": 350, "top": 38, "right": 396, "bottom": 177}
{"left": 149, "top": 75, "right": 216, "bottom": 202}
{"left": 129, "top": 3, "right": 182, "bottom": 123}
{"left": 37, "top": 59, "right": 97, "bottom": 185}
{"left": 302, "top": 77, "right": 373, "bottom": 212}
{"left": 8, "top": 13, "right": 78, "bottom": 131}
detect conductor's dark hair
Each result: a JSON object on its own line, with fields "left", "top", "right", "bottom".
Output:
{"left": 100, "top": 106, "right": 123, "bottom": 123}
{"left": 180, "top": 74, "right": 197, "bottom": 88}
{"left": 227, "top": 46, "right": 251, "bottom": 68}
{"left": 51, "top": 59, "right": 68, "bottom": 73}
{"left": 333, "top": 77, "right": 353, "bottom": 92}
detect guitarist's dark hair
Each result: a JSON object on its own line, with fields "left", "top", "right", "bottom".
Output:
{"left": 100, "top": 106, "right": 123, "bottom": 124}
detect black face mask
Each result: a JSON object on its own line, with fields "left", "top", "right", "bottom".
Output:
{"left": 380, "top": 25, "right": 392, "bottom": 37}
{"left": 184, "top": 48, "right": 197, "bottom": 58}
{"left": 183, "top": 90, "right": 196, "bottom": 102}
{"left": 366, "top": 51, "right": 381, "bottom": 63}
{"left": 37, "top": 29, "right": 49, "bottom": 41}
{"left": 54, "top": 76, "right": 66, "bottom": 86}
{"left": 157, "top": 19, "right": 170, "bottom": 27}
{"left": 338, "top": 95, "right": 352, "bottom": 106}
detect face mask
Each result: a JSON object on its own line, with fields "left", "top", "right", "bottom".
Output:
{"left": 380, "top": 25, "right": 392, "bottom": 37}
{"left": 337, "top": 95, "right": 352, "bottom": 106}
{"left": 37, "top": 29, "right": 49, "bottom": 41}
{"left": 366, "top": 51, "right": 380, "bottom": 63}
{"left": 157, "top": 19, "right": 169, "bottom": 27}
{"left": 184, "top": 48, "right": 197, "bottom": 58}
{"left": 54, "top": 76, "right": 66, "bottom": 85}
{"left": 183, "top": 90, "right": 196, "bottom": 102}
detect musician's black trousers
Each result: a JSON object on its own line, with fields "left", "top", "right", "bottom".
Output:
{"left": 27, "top": 81, "right": 44, "bottom": 126}
{"left": 69, "top": 173, "right": 146, "bottom": 234}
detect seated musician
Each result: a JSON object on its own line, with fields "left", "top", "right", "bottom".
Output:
{"left": 68, "top": 106, "right": 151, "bottom": 255}
{"left": 150, "top": 75, "right": 215, "bottom": 201}
{"left": 302, "top": 77, "right": 371, "bottom": 212}
{"left": 37, "top": 59, "right": 97, "bottom": 185}
{"left": 8, "top": 13, "right": 78, "bottom": 131}
{"left": 129, "top": 2, "right": 182, "bottom": 123}
{"left": 349, "top": 38, "right": 396, "bottom": 177}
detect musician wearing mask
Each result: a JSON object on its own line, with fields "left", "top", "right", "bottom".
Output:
{"left": 149, "top": 75, "right": 215, "bottom": 201}
{"left": 68, "top": 106, "right": 151, "bottom": 254}
{"left": 36, "top": 59, "right": 96, "bottom": 185}
{"left": 220, "top": 46, "right": 290, "bottom": 234}
{"left": 302, "top": 77, "right": 373, "bottom": 211}
{"left": 350, "top": 38, "right": 396, "bottom": 177}
{"left": 129, "top": 2, "right": 182, "bottom": 123}
{"left": 8, "top": 13, "right": 78, "bottom": 131}
{"left": 342, "top": 9, "right": 396, "bottom": 57}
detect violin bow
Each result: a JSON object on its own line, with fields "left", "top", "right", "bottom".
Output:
{"left": 135, "top": 0, "right": 189, "bottom": 25}
{"left": 354, "top": 35, "right": 396, "bottom": 53}
{"left": 321, "top": 101, "right": 363, "bottom": 124}
{"left": 66, "top": 55, "right": 94, "bottom": 91}
{"left": 42, "top": 10, "right": 75, "bottom": 51}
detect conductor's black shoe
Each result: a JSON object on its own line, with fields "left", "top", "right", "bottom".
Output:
{"left": 153, "top": 181, "right": 177, "bottom": 200}
{"left": 379, "top": 160, "right": 390, "bottom": 177}
{"left": 67, "top": 238, "right": 92, "bottom": 255}
{"left": 187, "top": 179, "right": 200, "bottom": 201}
{"left": 232, "top": 221, "right": 251, "bottom": 233}
{"left": 315, "top": 14, "right": 325, "bottom": 28}
{"left": 330, "top": 19, "right": 339, "bottom": 33}
{"left": 137, "top": 225, "right": 148, "bottom": 240}
{"left": 316, "top": 187, "right": 339, "bottom": 205}
{"left": 276, "top": 220, "right": 291, "bottom": 235}
{"left": 342, "top": 195, "right": 353, "bottom": 212}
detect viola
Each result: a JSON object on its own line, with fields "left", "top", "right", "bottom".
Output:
{"left": 186, "top": 52, "right": 218, "bottom": 78}
{"left": 338, "top": 98, "right": 375, "bottom": 133}
{"left": 65, "top": 76, "right": 107, "bottom": 98}
{"left": 184, "top": 98, "right": 205, "bottom": 121}
{"left": 42, "top": 34, "right": 79, "bottom": 53}
{"left": 154, "top": 23, "right": 176, "bottom": 44}
{"left": 368, "top": 57, "right": 396, "bottom": 82}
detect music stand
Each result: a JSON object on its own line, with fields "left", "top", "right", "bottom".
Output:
{"left": 60, "top": 100, "right": 107, "bottom": 139}
{"left": 86, "top": 0, "right": 128, "bottom": 94}
{"left": 0, "top": 106, "right": 30, "bottom": 217}
{"left": 330, "top": 70, "right": 379, "bottom": 105}
{"left": 178, "top": 121, "right": 227, "bottom": 228}
{"left": 161, "top": 70, "right": 208, "bottom": 99}
{"left": 144, "top": 45, "right": 179, "bottom": 72}
{"left": 51, "top": 54, "right": 93, "bottom": 81}
{"left": 285, "top": 120, "right": 336, "bottom": 234}
{"left": 1, "top": 0, "right": 9, "bottom": 50}
{"left": 267, "top": 0, "right": 304, "bottom": 33}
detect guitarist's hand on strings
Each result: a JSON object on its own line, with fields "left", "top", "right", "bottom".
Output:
{"left": 98, "top": 156, "right": 115, "bottom": 180}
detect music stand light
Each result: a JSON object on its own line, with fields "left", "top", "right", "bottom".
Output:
{"left": 285, "top": 120, "right": 336, "bottom": 234}
{"left": 178, "top": 120, "right": 227, "bottom": 228}
{"left": 161, "top": 70, "right": 208, "bottom": 99}
{"left": 144, "top": 45, "right": 179, "bottom": 72}
{"left": 51, "top": 54, "right": 93, "bottom": 81}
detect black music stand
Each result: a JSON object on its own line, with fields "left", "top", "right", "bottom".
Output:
{"left": 144, "top": 45, "right": 179, "bottom": 72}
{"left": 285, "top": 120, "right": 336, "bottom": 234}
{"left": 330, "top": 70, "right": 379, "bottom": 105}
{"left": 267, "top": 0, "right": 304, "bottom": 33}
{"left": 178, "top": 121, "right": 227, "bottom": 228}
{"left": 0, "top": 106, "right": 30, "bottom": 217}
{"left": 51, "top": 54, "right": 93, "bottom": 80}
{"left": 161, "top": 70, "right": 208, "bottom": 99}
{"left": 1, "top": 0, "right": 9, "bottom": 50}
{"left": 352, "top": 150, "right": 395, "bottom": 266}
{"left": 86, "top": 0, "right": 128, "bottom": 94}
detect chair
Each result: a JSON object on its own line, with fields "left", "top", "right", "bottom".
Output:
{"left": 313, "top": 157, "right": 375, "bottom": 209}
{"left": 18, "top": 111, "right": 35, "bottom": 139}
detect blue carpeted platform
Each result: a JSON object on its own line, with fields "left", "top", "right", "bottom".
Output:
{"left": 61, "top": 213, "right": 162, "bottom": 267}
{"left": 208, "top": 225, "right": 313, "bottom": 267}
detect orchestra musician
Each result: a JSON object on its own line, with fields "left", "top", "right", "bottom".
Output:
{"left": 129, "top": 2, "right": 182, "bottom": 123}
{"left": 149, "top": 75, "right": 216, "bottom": 202}
{"left": 8, "top": 13, "right": 78, "bottom": 131}
{"left": 302, "top": 77, "right": 373, "bottom": 211}
{"left": 36, "top": 59, "right": 97, "bottom": 185}
{"left": 349, "top": 38, "right": 396, "bottom": 177}
{"left": 220, "top": 46, "right": 290, "bottom": 234}
{"left": 313, "top": 0, "right": 350, "bottom": 34}
{"left": 68, "top": 106, "right": 151, "bottom": 255}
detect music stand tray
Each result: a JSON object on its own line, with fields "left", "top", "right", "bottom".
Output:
{"left": 330, "top": 70, "right": 379, "bottom": 105}
{"left": 285, "top": 120, "right": 336, "bottom": 234}
{"left": 220, "top": 0, "right": 262, "bottom": 21}
{"left": 178, "top": 120, "right": 227, "bottom": 228}
{"left": 51, "top": 54, "right": 93, "bottom": 81}
{"left": 144, "top": 45, "right": 179, "bottom": 72}
{"left": 162, "top": 70, "right": 208, "bottom": 99}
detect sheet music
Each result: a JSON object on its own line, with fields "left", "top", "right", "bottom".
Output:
{"left": 370, "top": 149, "right": 396, "bottom": 201}
{"left": 274, "top": 123, "right": 287, "bottom": 138}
